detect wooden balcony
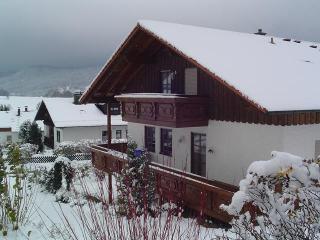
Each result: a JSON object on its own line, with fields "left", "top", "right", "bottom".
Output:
{"left": 91, "top": 143, "right": 238, "bottom": 223}
{"left": 115, "top": 94, "right": 209, "bottom": 128}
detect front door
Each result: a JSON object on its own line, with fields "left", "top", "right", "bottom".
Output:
{"left": 191, "top": 133, "right": 206, "bottom": 177}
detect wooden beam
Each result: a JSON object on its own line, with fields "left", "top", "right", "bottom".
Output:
{"left": 107, "top": 102, "right": 112, "bottom": 148}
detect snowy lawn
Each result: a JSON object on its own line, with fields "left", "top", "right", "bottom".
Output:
{"left": 4, "top": 160, "right": 231, "bottom": 240}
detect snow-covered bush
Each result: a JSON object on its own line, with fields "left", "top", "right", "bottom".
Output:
{"left": 42, "top": 157, "right": 74, "bottom": 196}
{"left": 222, "top": 151, "right": 320, "bottom": 240}
{"left": 53, "top": 141, "right": 80, "bottom": 156}
{"left": 19, "top": 143, "right": 38, "bottom": 161}
{"left": 18, "top": 120, "right": 43, "bottom": 152}
{"left": 116, "top": 140, "right": 156, "bottom": 216}
{"left": 54, "top": 139, "right": 101, "bottom": 156}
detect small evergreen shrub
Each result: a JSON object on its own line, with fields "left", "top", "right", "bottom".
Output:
{"left": 116, "top": 140, "right": 156, "bottom": 216}
{"left": 42, "top": 157, "right": 74, "bottom": 195}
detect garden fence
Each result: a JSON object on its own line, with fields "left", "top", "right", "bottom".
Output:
{"left": 25, "top": 153, "right": 92, "bottom": 163}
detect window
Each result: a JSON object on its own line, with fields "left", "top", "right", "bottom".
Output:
{"left": 145, "top": 126, "right": 155, "bottom": 152}
{"left": 57, "top": 130, "right": 61, "bottom": 143}
{"left": 161, "top": 70, "right": 174, "bottom": 94}
{"left": 116, "top": 130, "right": 122, "bottom": 139}
{"left": 6, "top": 135, "right": 12, "bottom": 143}
{"left": 160, "top": 128, "right": 172, "bottom": 156}
{"left": 102, "top": 130, "right": 108, "bottom": 142}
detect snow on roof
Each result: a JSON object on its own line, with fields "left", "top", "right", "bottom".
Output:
{"left": 138, "top": 20, "right": 320, "bottom": 111}
{"left": 0, "top": 96, "right": 44, "bottom": 132}
{"left": 42, "top": 98, "right": 126, "bottom": 128}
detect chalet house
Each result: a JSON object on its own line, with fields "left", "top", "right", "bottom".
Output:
{"left": 34, "top": 94, "right": 127, "bottom": 149}
{"left": 0, "top": 96, "right": 44, "bottom": 145}
{"left": 79, "top": 20, "right": 320, "bottom": 221}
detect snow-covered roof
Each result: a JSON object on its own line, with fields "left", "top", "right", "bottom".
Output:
{"left": 138, "top": 20, "right": 320, "bottom": 112}
{"left": 0, "top": 96, "right": 44, "bottom": 132}
{"left": 42, "top": 98, "right": 126, "bottom": 128}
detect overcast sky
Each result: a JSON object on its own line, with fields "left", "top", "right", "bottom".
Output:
{"left": 0, "top": 0, "right": 319, "bottom": 72}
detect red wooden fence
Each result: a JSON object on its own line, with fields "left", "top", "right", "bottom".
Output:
{"left": 91, "top": 143, "right": 237, "bottom": 223}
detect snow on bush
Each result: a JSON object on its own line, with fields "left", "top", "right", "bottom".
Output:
{"left": 19, "top": 143, "right": 38, "bottom": 160}
{"left": 53, "top": 139, "right": 102, "bottom": 156}
{"left": 222, "top": 151, "right": 320, "bottom": 240}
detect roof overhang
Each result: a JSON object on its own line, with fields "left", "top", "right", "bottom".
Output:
{"left": 80, "top": 22, "right": 267, "bottom": 113}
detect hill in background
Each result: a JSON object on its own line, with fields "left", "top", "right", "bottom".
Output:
{"left": 0, "top": 65, "right": 101, "bottom": 96}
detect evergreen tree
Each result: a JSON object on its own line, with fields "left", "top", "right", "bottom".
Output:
{"left": 18, "top": 121, "right": 43, "bottom": 152}
{"left": 116, "top": 140, "right": 156, "bottom": 216}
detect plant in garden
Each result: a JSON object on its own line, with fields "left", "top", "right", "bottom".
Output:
{"left": 54, "top": 139, "right": 102, "bottom": 156}
{"left": 53, "top": 166, "right": 215, "bottom": 240}
{"left": 0, "top": 145, "right": 39, "bottom": 236}
{"left": 222, "top": 151, "right": 320, "bottom": 240}
{"left": 42, "top": 157, "right": 74, "bottom": 197}
{"left": 19, "top": 120, "right": 43, "bottom": 152}
{"left": 116, "top": 140, "right": 156, "bottom": 216}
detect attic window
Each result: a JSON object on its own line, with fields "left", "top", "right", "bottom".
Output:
{"left": 283, "top": 38, "right": 291, "bottom": 42}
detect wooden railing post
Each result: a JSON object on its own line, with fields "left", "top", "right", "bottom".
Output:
{"left": 108, "top": 172, "right": 113, "bottom": 203}
{"left": 107, "top": 102, "right": 112, "bottom": 148}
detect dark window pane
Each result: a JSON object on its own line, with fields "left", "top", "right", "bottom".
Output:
{"left": 145, "top": 126, "right": 155, "bottom": 152}
{"left": 161, "top": 70, "right": 174, "bottom": 94}
{"left": 116, "top": 130, "right": 122, "bottom": 139}
{"left": 161, "top": 128, "right": 172, "bottom": 156}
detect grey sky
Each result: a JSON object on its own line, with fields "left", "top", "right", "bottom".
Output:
{"left": 0, "top": 0, "right": 319, "bottom": 72}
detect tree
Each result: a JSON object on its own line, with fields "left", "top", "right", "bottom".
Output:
{"left": 222, "top": 151, "right": 320, "bottom": 240}
{"left": 18, "top": 121, "right": 43, "bottom": 152}
{"left": 116, "top": 140, "right": 156, "bottom": 216}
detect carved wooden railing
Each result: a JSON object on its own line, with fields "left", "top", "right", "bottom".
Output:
{"left": 91, "top": 143, "right": 237, "bottom": 223}
{"left": 115, "top": 94, "right": 209, "bottom": 128}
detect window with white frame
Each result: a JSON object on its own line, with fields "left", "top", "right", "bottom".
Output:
{"left": 57, "top": 130, "right": 61, "bottom": 143}
{"left": 116, "top": 130, "right": 122, "bottom": 139}
{"left": 102, "top": 130, "right": 108, "bottom": 142}
{"left": 161, "top": 70, "right": 175, "bottom": 94}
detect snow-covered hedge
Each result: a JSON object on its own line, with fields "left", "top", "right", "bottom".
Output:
{"left": 222, "top": 151, "right": 320, "bottom": 240}
{"left": 53, "top": 139, "right": 102, "bottom": 156}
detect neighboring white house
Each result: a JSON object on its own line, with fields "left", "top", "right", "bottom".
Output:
{"left": 0, "top": 96, "right": 44, "bottom": 145}
{"left": 80, "top": 20, "right": 320, "bottom": 186}
{"left": 34, "top": 97, "right": 127, "bottom": 149}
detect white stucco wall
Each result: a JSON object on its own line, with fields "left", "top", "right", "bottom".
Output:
{"left": 207, "top": 120, "right": 320, "bottom": 185}
{"left": 0, "top": 131, "right": 20, "bottom": 145}
{"left": 128, "top": 122, "right": 206, "bottom": 171}
{"left": 53, "top": 125, "right": 127, "bottom": 148}
{"left": 128, "top": 120, "right": 320, "bottom": 186}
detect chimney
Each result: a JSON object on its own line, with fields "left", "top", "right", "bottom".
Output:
{"left": 24, "top": 106, "right": 28, "bottom": 112}
{"left": 254, "top": 28, "right": 267, "bottom": 36}
{"left": 73, "top": 91, "right": 83, "bottom": 105}
{"left": 270, "top": 37, "right": 275, "bottom": 44}
{"left": 17, "top": 107, "right": 21, "bottom": 116}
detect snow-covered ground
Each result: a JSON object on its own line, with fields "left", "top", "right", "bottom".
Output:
{"left": 4, "top": 160, "right": 231, "bottom": 240}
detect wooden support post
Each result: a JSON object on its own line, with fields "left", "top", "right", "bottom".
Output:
{"left": 107, "top": 102, "right": 112, "bottom": 148}
{"left": 108, "top": 172, "right": 113, "bottom": 203}
{"left": 107, "top": 102, "right": 113, "bottom": 203}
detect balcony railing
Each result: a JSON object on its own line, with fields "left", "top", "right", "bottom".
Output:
{"left": 91, "top": 143, "right": 238, "bottom": 223}
{"left": 115, "top": 94, "right": 209, "bottom": 128}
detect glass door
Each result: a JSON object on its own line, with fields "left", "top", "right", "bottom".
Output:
{"left": 191, "top": 133, "right": 206, "bottom": 177}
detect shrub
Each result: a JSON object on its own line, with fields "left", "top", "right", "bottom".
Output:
{"left": 0, "top": 145, "right": 38, "bottom": 236}
{"left": 116, "top": 140, "right": 156, "bottom": 216}
{"left": 18, "top": 120, "right": 43, "bottom": 152}
{"left": 43, "top": 157, "right": 74, "bottom": 195}
{"left": 222, "top": 151, "right": 320, "bottom": 240}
